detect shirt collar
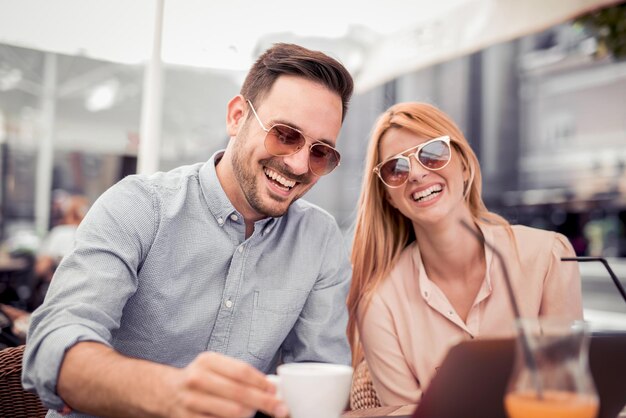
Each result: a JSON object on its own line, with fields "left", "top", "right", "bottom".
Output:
{"left": 413, "top": 221, "right": 495, "bottom": 295}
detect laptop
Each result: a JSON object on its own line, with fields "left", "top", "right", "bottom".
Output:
{"left": 378, "top": 332, "right": 626, "bottom": 418}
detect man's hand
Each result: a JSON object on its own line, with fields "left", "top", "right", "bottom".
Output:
{"left": 57, "top": 343, "right": 288, "bottom": 418}
{"left": 167, "top": 352, "right": 288, "bottom": 418}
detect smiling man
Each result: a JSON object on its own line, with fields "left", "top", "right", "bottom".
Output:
{"left": 220, "top": 74, "right": 344, "bottom": 233}
{"left": 23, "top": 43, "right": 354, "bottom": 418}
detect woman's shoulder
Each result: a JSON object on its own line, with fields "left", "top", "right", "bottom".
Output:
{"left": 488, "top": 223, "right": 574, "bottom": 261}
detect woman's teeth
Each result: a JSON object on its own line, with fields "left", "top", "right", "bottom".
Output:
{"left": 412, "top": 185, "right": 442, "bottom": 202}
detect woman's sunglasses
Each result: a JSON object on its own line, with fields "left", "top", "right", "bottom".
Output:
{"left": 373, "top": 136, "right": 452, "bottom": 188}
{"left": 247, "top": 100, "right": 341, "bottom": 176}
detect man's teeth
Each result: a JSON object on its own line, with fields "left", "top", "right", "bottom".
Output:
{"left": 264, "top": 168, "right": 296, "bottom": 189}
{"left": 412, "top": 185, "right": 442, "bottom": 202}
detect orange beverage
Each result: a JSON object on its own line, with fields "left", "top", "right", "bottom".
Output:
{"left": 504, "top": 390, "right": 598, "bottom": 418}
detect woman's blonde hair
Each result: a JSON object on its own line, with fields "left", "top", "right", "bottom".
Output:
{"left": 346, "top": 102, "right": 508, "bottom": 365}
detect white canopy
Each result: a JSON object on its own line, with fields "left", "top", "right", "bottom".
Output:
{"left": 0, "top": 0, "right": 619, "bottom": 92}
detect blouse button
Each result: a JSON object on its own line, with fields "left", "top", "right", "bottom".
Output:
{"left": 230, "top": 214, "right": 239, "bottom": 221}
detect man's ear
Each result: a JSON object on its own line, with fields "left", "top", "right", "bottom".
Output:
{"left": 226, "top": 95, "right": 247, "bottom": 137}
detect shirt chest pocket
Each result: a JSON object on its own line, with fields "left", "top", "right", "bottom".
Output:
{"left": 247, "top": 289, "right": 309, "bottom": 360}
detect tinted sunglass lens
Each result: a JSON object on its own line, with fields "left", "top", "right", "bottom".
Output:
{"left": 265, "top": 125, "right": 305, "bottom": 156}
{"left": 418, "top": 140, "right": 450, "bottom": 169}
{"left": 309, "top": 143, "right": 340, "bottom": 175}
{"left": 381, "top": 157, "right": 410, "bottom": 187}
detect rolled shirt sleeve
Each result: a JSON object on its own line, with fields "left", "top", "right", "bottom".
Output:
{"left": 22, "top": 177, "right": 156, "bottom": 409}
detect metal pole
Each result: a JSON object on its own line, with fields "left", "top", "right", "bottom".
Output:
{"left": 137, "top": 0, "right": 165, "bottom": 175}
{"left": 35, "top": 52, "right": 57, "bottom": 237}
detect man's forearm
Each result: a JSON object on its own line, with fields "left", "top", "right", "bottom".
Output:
{"left": 58, "top": 341, "right": 180, "bottom": 418}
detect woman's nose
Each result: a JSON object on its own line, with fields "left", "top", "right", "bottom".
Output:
{"left": 407, "top": 154, "right": 429, "bottom": 182}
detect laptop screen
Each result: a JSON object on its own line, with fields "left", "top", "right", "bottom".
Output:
{"left": 410, "top": 332, "right": 626, "bottom": 418}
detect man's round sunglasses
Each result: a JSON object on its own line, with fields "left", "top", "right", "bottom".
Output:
{"left": 373, "top": 136, "right": 452, "bottom": 188}
{"left": 247, "top": 100, "right": 341, "bottom": 176}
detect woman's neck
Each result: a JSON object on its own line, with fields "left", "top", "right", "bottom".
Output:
{"left": 413, "top": 216, "right": 485, "bottom": 285}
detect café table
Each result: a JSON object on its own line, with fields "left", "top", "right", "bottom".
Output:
{"left": 342, "top": 404, "right": 626, "bottom": 418}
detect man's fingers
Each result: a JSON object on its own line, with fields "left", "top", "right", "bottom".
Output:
{"left": 179, "top": 390, "right": 255, "bottom": 418}
{"left": 184, "top": 352, "right": 285, "bottom": 417}
{"left": 196, "top": 352, "right": 273, "bottom": 391}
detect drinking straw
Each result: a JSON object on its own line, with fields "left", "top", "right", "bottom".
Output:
{"left": 460, "top": 220, "right": 543, "bottom": 399}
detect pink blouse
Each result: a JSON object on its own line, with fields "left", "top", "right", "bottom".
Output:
{"left": 357, "top": 224, "right": 583, "bottom": 406}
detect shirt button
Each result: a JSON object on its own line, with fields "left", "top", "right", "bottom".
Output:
{"left": 225, "top": 300, "right": 233, "bottom": 308}
{"left": 448, "top": 311, "right": 454, "bottom": 316}
{"left": 217, "top": 217, "right": 224, "bottom": 225}
{"left": 424, "top": 291, "right": 429, "bottom": 298}
{"left": 238, "top": 246, "right": 244, "bottom": 253}
{"left": 230, "top": 214, "right": 238, "bottom": 221}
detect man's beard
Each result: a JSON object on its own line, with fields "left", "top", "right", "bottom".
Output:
{"left": 230, "top": 139, "right": 311, "bottom": 218}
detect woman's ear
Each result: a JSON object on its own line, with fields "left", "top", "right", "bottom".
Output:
{"left": 384, "top": 189, "right": 397, "bottom": 209}
{"left": 226, "top": 95, "right": 247, "bottom": 137}
{"left": 461, "top": 155, "right": 471, "bottom": 181}
{"left": 462, "top": 162, "right": 472, "bottom": 197}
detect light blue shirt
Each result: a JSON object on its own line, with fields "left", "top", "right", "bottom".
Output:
{"left": 23, "top": 151, "right": 352, "bottom": 416}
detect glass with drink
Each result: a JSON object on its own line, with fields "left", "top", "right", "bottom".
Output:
{"left": 504, "top": 318, "right": 599, "bottom": 418}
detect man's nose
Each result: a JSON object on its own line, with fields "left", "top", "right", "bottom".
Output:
{"left": 281, "top": 146, "right": 310, "bottom": 176}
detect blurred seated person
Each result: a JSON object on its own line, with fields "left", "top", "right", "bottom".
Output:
{"left": 0, "top": 195, "right": 90, "bottom": 339}
{"left": 32, "top": 194, "right": 90, "bottom": 306}
{"left": 346, "top": 102, "right": 583, "bottom": 406}
{"left": 0, "top": 302, "right": 30, "bottom": 341}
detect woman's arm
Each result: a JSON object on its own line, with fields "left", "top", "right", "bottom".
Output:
{"left": 357, "top": 292, "right": 421, "bottom": 406}
{"left": 539, "top": 233, "right": 584, "bottom": 319}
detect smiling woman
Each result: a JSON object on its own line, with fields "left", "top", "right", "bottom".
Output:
{"left": 346, "top": 102, "right": 584, "bottom": 406}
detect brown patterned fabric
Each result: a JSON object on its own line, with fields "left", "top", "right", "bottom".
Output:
{"left": 0, "top": 345, "right": 48, "bottom": 418}
{"left": 349, "top": 359, "right": 381, "bottom": 410}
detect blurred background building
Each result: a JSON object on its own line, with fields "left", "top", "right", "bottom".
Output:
{"left": 0, "top": 0, "right": 624, "bottom": 328}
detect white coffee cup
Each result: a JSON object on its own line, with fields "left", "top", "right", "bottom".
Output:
{"left": 267, "top": 362, "right": 353, "bottom": 418}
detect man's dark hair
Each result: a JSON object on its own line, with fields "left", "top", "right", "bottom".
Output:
{"left": 240, "top": 43, "right": 354, "bottom": 122}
